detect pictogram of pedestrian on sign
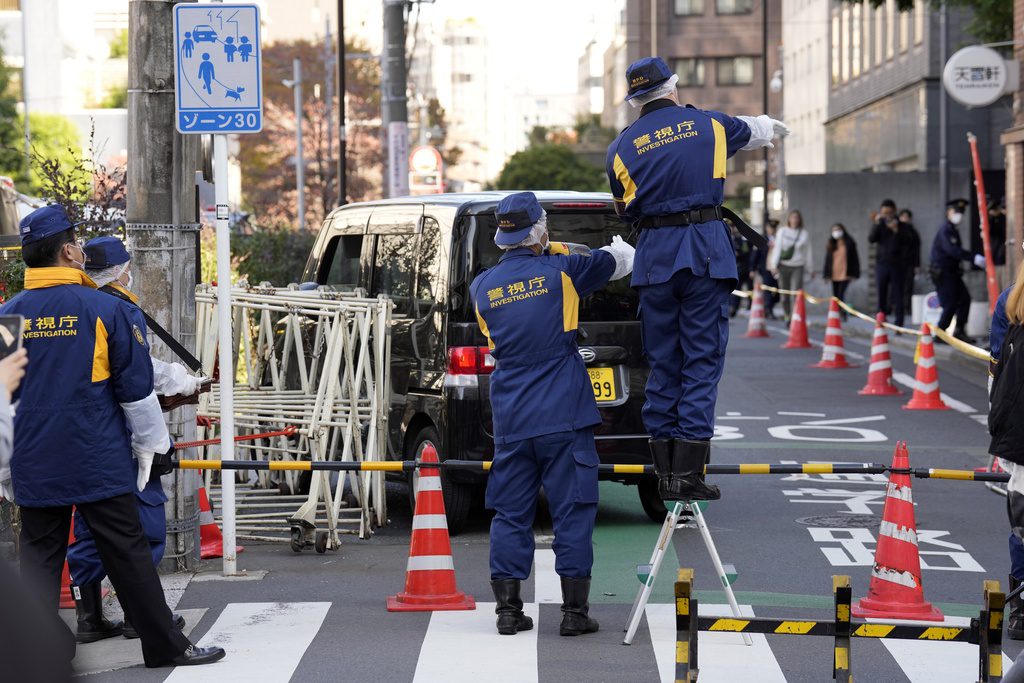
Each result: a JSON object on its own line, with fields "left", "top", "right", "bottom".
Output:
{"left": 182, "top": 32, "right": 194, "bottom": 58}
{"left": 198, "top": 53, "right": 215, "bottom": 94}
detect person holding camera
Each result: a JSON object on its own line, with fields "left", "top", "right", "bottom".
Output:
{"left": 868, "top": 199, "right": 913, "bottom": 328}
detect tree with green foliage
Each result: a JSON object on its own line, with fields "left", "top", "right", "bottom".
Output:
{"left": 0, "top": 41, "right": 23, "bottom": 183}
{"left": 841, "top": 0, "right": 1010, "bottom": 43}
{"left": 109, "top": 29, "right": 129, "bottom": 59}
{"left": 493, "top": 144, "right": 605, "bottom": 192}
{"left": 14, "top": 113, "right": 82, "bottom": 195}
{"left": 100, "top": 83, "right": 128, "bottom": 109}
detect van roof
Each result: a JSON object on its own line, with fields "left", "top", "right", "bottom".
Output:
{"left": 326, "top": 191, "right": 614, "bottom": 220}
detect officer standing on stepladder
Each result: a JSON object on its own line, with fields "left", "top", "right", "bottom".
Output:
{"left": 470, "top": 192, "right": 634, "bottom": 637}
{"left": 930, "top": 198, "right": 985, "bottom": 343}
{"left": 606, "top": 57, "right": 788, "bottom": 501}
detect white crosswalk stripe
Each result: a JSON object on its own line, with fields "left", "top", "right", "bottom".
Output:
{"left": 873, "top": 615, "right": 1013, "bottom": 682}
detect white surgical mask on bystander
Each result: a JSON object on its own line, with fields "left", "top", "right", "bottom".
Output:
{"left": 831, "top": 230, "right": 843, "bottom": 240}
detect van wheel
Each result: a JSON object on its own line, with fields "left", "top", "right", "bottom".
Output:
{"left": 406, "top": 426, "right": 473, "bottom": 535}
{"left": 637, "top": 479, "right": 667, "bottom": 523}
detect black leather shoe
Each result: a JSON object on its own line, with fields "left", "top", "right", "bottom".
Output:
{"left": 170, "top": 645, "right": 226, "bottom": 666}
{"left": 73, "top": 583, "right": 123, "bottom": 644}
{"left": 559, "top": 576, "right": 599, "bottom": 636}
{"left": 491, "top": 579, "right": 533, "bottom": 635}
{"left": 123, "top": 613, "right": 186, "bottom": 639}
{"left": 672, "top": 439, "right": 721, "bottom": 501}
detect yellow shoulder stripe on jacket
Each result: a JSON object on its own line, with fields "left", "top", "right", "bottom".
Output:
{"left": 612, "top": 154, "right": 637, "bottom": 207}
{"left": 548, "top": 242, "right": 570, "bottom": 255}
{"left": 561, "top": 272, "right": 579, "bottom": 333}
{"left": 92, "top": 317, "right": 111, "bottom": 382}
{"left": 475, "top": 304, "right": 494, "bottom": 350}
{"left": 711, "top": 119, "right": 727, "bottom": 179}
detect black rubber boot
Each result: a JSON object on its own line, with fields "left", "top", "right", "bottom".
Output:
{"left": 649, "top": 439, "right": 678, "bottom": 500}
{"left": 491, "top": 579, "right": 533, "bottom": 635}
{"left": 559, "top": 577, "right": 599, "bottom": 636}
{"left": 73, "top": 582, "right": 123, "bottom": 644}
{"left": 1010, "top": 575, "right": 1024, "bottom": 641}
{"left": 123, "top": 612, "right": 186, "bottom": 640}
{"left": 671, "top": 439, "right": 721, "bottom": 501}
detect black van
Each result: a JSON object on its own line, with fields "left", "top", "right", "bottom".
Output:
{"left": 301, "top": 191, "right": 665, "bottom": 531}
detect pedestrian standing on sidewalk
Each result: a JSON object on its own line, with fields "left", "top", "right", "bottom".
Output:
{"left": 606, "top": 56, "right": 788, "bottom": 503}
{"left": 768, "top": 210, "right": 812, "bottom": 322}
{"left": 868, "top": 202, "right": 912, "bottom": 328}
{"left": 822, "top": 223, "right": 859, "bottom": 319}
{"left": 898, "top": 209, "right": 921, "bottom": 318}
{"left": 988, "top": 256, "right": 1024, "bottom": 641}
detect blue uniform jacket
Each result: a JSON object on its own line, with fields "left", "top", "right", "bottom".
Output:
{"left": 605, "top": 100, "right": 751, "bottom": 287}
{"left": 930, "top": 220, "right": 973, "bottom": 271}
{"left": 470, "top": 248, "right": 616, "bottom": 445}
{"left": 1, "top": 268, "right": 156, "bottom": 507}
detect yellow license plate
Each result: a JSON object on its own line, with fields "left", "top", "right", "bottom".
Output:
{"left": 589, "top": 368, "right": 617, "bottom": 402}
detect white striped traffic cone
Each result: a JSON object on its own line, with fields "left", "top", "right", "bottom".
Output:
{"left": 903, "top": 324, "right": 949, "bottom": 410}
{"left": 812, "top": 298, "right": 852, "bottom": 369}
{"left": 745, "top": 282, "right": 770, "bottom": 338}
{"left": 859, "top": 313, "right": 901, "bottom": 396}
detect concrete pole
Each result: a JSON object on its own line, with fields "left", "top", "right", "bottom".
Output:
{"left": 127, "top": 0, "right": 201, "bottom": 571}
{"left": 324, "top": 20, "right": 335, "bottom": 209}
{"left": 938, "top": 5, "right": 949, "bottom": 204}
{"left": 337, "top": 0, "right": 347, "bottom": 205}
{"left": 383, "top": 0, "right": 409, "bottom": 198}
{"left": 762, "top": 0, "right": 770, "bottom": 226}
{"left": 292, "top": 59, "right": 306, "bottom": 230}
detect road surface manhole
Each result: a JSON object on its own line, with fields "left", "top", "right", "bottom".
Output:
{"left": 796, "top": 515, "right": 879, "bottom": 528}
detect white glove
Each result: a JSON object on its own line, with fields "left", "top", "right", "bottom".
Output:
{"left": 134, "top": 444, "right": 154, "bottom": 492}
{"left": 0, "top": 466, "right": 12, "bottom": 502}
{"left": 599, "top": 235, "right": 635, "bottom": 280}
{"left": 152, "top": 359, "right": 201, "bottom": 397}
{"left": 771, "top": 118, "right": 790, "bottom": 138}
{"left": 738, "top": 115, "right": 776, "bottom": 150}
{"left": 973, "top": 254, "right": 986, "bottom": 268}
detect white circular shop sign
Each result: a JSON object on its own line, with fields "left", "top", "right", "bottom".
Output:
{"left": 943, "top": 45, "right": 1008, "bottom": 107}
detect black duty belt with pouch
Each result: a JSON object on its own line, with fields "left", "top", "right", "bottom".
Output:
{"left": 634, "top": 205, "right": 768, "bottom": 252}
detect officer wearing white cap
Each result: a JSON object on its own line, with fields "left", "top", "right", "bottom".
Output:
{"left": 470, "top": 192, "right": 633, "bottom": 636}
{"left": 0, "top": 205, "right": 224, "bottom": 667}
{"left": 606, "top": 57, "right": 788, "bottom": 502}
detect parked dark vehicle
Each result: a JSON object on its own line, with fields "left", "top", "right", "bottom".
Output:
{"left": 300, "top": 191, "right": 662, "bottom": 532}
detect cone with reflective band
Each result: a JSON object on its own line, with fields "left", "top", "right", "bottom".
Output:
{"left": 902, "top": 324, "right": 949, "bottom": 410}
{"left": 199, "top": 485, "right": 243, "bottom": 559}
{"left": 859, "top": 313, "right": 901, "bottom": 395}
{"left": 745, "top": 282, "right": 769, "bottom": 338}
{"left": 853, "top": 442, "right": 943, "bottom": 620}
{"left": 812, "top": 298, "right": 852, "bottom": 368}
{"left": 387, "top": 443, "right": 475, "bottom": 611}
{"left": 782, "top": 290, "right": 811, "bottom": 349}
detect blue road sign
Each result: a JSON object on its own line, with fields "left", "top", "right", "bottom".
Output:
{"left": 173, "top": 3, "right": 262, "bottom": 134}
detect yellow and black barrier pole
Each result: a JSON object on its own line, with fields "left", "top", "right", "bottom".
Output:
{"left": 677, "top": 570, "right": 1004, "bottom": 681}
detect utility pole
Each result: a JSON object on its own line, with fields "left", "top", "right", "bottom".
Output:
{"left": 337, "top": 0, "right": 347, "bottom": 205}
{"left": 382, "top": 0, "right": 409, "bottom": 198}
{"left": 761, "top": 0, "right": 770, "bottom": 227}
{"left": 324, "top": 20, "right": 335, "bottom": 209}
{"left": 285, "top": 59, "right": 306, "bottom": 230}
{"left": 127, "top": 0, "right": 202, "bottom": 571}
{"left": 938, "top": 4, "right": 949, "bottom": 204}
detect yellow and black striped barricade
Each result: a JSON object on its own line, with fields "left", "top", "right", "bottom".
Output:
{"left": 677, "top": 570, "right": 1006, "bottom": 682}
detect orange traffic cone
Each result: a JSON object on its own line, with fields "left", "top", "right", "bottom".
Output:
{"left": 59, "top": 524, "right": 76, "bottom": 609}
{"left": 199, "top": 486, "right": 243, "bottom": 559}
{"left": 387, "top": 444, "right": 475, "bottom": 612}
{"left": 859, "top": 313, "right": 901, "bottom": 396}
{"left": 902, "top": 324, "right": 949, "bottom": 410}
{"left": 782, "top": 290, "right": 811, "bottom": 349}
{"left": 745, "top": 282, "right": 770, "bottom": 338}
{"left": 812, "top": 298, "right": 853, "bottom": 368}
{"left": 853, "top": 442, "right": 943, "bottom": 621}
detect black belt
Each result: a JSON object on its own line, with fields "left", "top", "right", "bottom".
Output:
{"left": 100, "top": 285, "right": 203, "bottom": 372}
{"left": 634, "top": 206, "right": 768, "bottom": 252}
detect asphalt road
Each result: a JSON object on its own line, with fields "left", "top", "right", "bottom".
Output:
{"left": 77, "top": 312, "right": 1020, "bottom": 682}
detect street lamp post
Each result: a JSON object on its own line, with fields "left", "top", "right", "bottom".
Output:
{"left": 283, "top": 59, "right": 306, "bottom": 231}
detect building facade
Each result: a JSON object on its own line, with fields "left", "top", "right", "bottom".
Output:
{"left": 781, "top": 0, "right": 828, "bottom": 175}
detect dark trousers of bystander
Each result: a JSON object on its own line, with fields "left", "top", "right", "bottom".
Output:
{"left": 19, "top": 492, "right": 190, "bottom": 668}
{"left": 876, "top": 262, "right": 906, "bottom": 327}
{"left": 831, "top": 280, "right": 851, "bottom": 320}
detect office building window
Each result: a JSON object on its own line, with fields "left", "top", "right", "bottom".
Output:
{"left": 841, "top": 7, "right": 850, "bottom": 82}
{"left": 851, "top": 4, "right": 861, "bottom": 78}
{"left": 672, "top": 58, "right": 706, "bottom": 87}
{"left": 674, "top": 0, "right": 704, "bottom": 16}
{"left": 914, "top": 0, "right": 924, "bottom": 44}
{"left": 831, "top": 14, "right": 841, "bottom": 86}
{"left": 899, "top": 6, "right": 910, "bottom": 52}
{"left": 874, "top": 5, "right": 884, "bottom": 66}
{"left": 886, "top": 0, "right": 895, "bottom": 59}
{"left": 715, "top": 0, "right": 753, "bottom": 15}
{"left": 717, "top": 56, "right": 754, "bottom": 85}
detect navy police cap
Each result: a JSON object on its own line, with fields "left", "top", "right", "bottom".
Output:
{"left": 84, "top": 236, "right": 130, "bottom": 269}
{"left": 625, "top": 57, "right": 673, "bottom": 101}
{"left": 19, "top": 204, "right": 81, "bottom": 246}
{"left": 494, "top": 192, "right": 543, "bottom": 246}
{"left": 946, "top": 198, "right": 969, "bottom": 211}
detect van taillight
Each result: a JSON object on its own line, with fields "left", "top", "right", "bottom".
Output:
{"left": 447, "top": 347, "right": 494, "bottom": 375}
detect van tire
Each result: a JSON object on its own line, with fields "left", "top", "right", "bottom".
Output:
{"left": 406, "top": 426, "right": 473, "bottom": 535}
{"left": 637, "top": 479, "right": 667, "bottom": 522}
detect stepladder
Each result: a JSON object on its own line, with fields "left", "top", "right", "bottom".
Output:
{"left": 622, "top": 500, "right": 751, "bottom": 647}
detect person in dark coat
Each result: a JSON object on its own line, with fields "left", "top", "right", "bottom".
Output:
{"left": 898, "top": 209, "right": 921, "bottom": 317}
{"left": 822, "top": 223, "right": 860, "bottom": 319}
{"left": 868, "top": 200, "right": 912, "bottom": 327}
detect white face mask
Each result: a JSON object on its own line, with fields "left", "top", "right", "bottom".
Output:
{"left": 68, "top": 243, "right": 87, "bottom": 271}
{"left": 831, "top": 230, "right": 843, "bottom": 240}
{"left": 122, "top": 269, "right": 134, "bottom": 290}
{"left": 949, "top": 212, "right": 964, "bottom": 225}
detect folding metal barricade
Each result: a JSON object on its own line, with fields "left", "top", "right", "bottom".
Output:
{"left": 194, "top": 282, "right": 392, "bottom": 551}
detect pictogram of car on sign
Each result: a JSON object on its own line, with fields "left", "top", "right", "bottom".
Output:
{"left": 193, "top": 25, "right": 218, "bottom": 43}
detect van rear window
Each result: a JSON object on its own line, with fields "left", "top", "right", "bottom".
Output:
{"left": 471, "top": 212, "right": 639, "bottom": 322}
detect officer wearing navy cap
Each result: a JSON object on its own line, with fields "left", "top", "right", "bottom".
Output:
{"left": 929, "top": 198, "right": 985, "bottom": 343}
{"left": 0, "top": 205, "right": 224, "bottom": 667}
{"left": 62, "top": 235, "right": 203, "bottom": 644}
{"left": 470, "top": 192, "right": 634, "bottom": 637}
{"left": 606, "top": 57, "right": 788, "bottom": 502}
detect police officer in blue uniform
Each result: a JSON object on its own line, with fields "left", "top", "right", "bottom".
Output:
{"left": 470, "top": 192, "right": 633, "bottom": 636}
{"left": 2, "top": 205, "right": 224, "bottom": 668}
{"left": 606, "top": 57, "right": 787, "bottom": 501}
{"left": 65, "top": 237, "right": 202, "bottom": 643}
{"left": 930, "top": 198, "right": 985, "bottom": 342}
